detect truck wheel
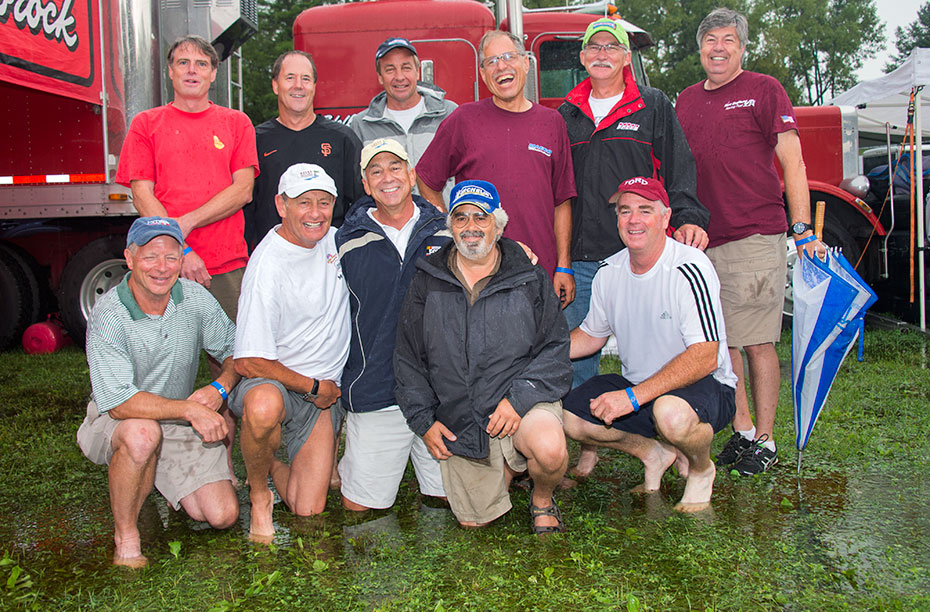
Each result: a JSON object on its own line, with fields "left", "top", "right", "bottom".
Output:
{"left": 59, "top": 236, "right": 128, "bottom": 345}
{"left": 0, "top": 248, "right": 34, "bottom": 351}
{"left": 0, "top": 242, "right": 49, "bottom": 325}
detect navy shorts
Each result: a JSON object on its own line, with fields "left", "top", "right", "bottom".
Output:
{"left": 563, "top": 373, "right": 736, "bottom": 438}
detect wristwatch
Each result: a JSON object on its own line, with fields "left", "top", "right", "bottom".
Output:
{"left": 302, "top": 378, "right": 320, "bottom": 402}
{"left": 791, "top": 221, "right": 814, "bottom": 235}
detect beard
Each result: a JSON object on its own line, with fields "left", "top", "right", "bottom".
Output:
{"left": 454, "top": 229, "right": 496, "bottom": 261}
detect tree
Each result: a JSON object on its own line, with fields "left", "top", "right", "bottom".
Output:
{"left": 241, "top": 0, "right": 318, "bottom": 124}
{"left": 620, "top": 0, "right": 882, "bottom": 104}
{"left": 887, "top": 2, "right": 930, "bottom": 71}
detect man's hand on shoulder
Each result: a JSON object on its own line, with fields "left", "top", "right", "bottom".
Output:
{"left": 590, "top": 390, "right": 635, "bottom": 426}
{"left": 312, "top": 380, "right": 341, "bottom": 409}
{"left": 424, "top": 421, "right": 456, "bottom": 460}
{"left": 183, "top": 401, "right": 228, "bottom": 443}
{"left": 487, "top": 398, "right": 521, "bottom": 438}
{"left": 673, "top": 224, "right": 709, "bottom": 251}
{"left": 182, "top": 249, "right": 212, "bottom": 288}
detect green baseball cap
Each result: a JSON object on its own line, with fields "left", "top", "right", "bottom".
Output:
{"left": 582, "top": 17, "right": 630, "bottom": 49}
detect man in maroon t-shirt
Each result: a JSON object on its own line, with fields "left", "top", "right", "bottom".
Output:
{"left": 416, "top": 30, "right": 577, "bottom": 303}
{"left": 676, "top": 9, "right": 824, "bottom": 476}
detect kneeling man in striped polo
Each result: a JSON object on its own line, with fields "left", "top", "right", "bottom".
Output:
{"left": 78, "top": 216, "right": 241, "bottom": 568}
{"left": 562, "top": 177, "right": 737, "bottom": 512}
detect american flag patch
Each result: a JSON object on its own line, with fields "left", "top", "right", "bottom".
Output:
{"left": 781, "top": 115, "right": 795, "bottom": 123}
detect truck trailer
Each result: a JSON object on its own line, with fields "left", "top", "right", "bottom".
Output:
{"left": 0, "top": 0, "right": 256, "bottom": 349}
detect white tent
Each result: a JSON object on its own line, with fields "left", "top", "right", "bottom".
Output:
{"left": 830, "top": 48, "right": 928, "bottom": 328}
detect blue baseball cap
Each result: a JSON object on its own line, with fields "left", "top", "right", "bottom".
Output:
{"left": 449, "top": 180, "right": 501, "bottom": 214}
{"left": 376, "top": 37, "right": 417, "bottom": 62}
{"left": 127, "top": 216, "right": 183, "bottom": 248}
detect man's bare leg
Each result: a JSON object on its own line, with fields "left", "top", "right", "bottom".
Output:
{"left": 728, "top": 347, "right": 754, "bottom": 433}
{"left": 563, "top": 411, "right": 675, "bottom": 494}
{"left": 568, "top": 443, "right": 599, "bottom": 478}
{"left": 514, "top": 410, "right": 569, "bottom": 530}
{"left": 743, "top": 342, "right": 780, "bottom": 441}
{"left": 179, "top": 479, "right": 239, "bottom": 528}
{"left": 651, "top": 396, "right": 716, "bottom": 512}
{"left": 209, "top": 357, "right": 238, "bottom": 487}
{"left": 271, "top": 411, "right": 335, "bottom": 516}
{"left": 108, "top": 419, "right": 162, "bottom": 567}
{"left": 239, "top": 384, "right": 286, "bottom": 541}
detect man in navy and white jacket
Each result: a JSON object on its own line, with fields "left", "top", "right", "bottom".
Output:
{"left": 334, "top": 138, "right": 450, "bottom": 512}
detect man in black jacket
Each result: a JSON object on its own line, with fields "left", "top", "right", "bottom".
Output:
{"left": 394, "top": 180, "right": 572, "bottom": 534}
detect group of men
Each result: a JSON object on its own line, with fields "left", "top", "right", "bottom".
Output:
{"left": 78, "top": 8, "right": 826, "bottom": 567}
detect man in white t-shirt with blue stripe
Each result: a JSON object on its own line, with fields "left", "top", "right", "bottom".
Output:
{"left": 562, "top": 177, "right": 736, "bottom": 512}
{"left": 230, "top": 164, "right": 350, "bottom": 542}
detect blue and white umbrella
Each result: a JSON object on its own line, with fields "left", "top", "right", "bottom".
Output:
{"left": 792, "top": 248, "right": 877, "bottom": 460}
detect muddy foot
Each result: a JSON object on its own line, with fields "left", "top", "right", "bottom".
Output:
{"left": 248, "top": 487, "right": 275, "bottom": 543}
{"left": 642, "top": 440, "right": 677, "bottom": 491}
{"left": 568, "top": 446, "right": 599, "bottom": 479}
{"left": 113, "top": 553, "right": 148, "bottom": 569}
{"left": 674, "top": 464, "right": 716, "bottom": 513}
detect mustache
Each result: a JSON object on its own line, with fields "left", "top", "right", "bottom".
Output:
{"left": 459, "top": 230, "right": 485, "bottom": 239}
{"left": 591, "top": 61, "right": 614, "bottom": 69}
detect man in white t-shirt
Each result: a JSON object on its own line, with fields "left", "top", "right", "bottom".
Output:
{"left": 229, "top": 164, "right": 350, "bottom": 541}
{"left": 562, "top": 177, "right": 735, "bottom": 512}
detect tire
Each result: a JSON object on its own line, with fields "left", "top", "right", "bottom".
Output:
{"left": 58, "top": 236, "right": 128, "bottom": 346}
{"left": 0, "top": 248, "right": 34, "bottom": 351}
{"left": 0, "top": 241, "right": 50, "bottom": 325}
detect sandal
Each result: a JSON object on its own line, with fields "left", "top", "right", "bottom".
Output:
{"left": 511, "top": 471, "right": 533, "bottom": 491}
{"left": 529, "top": 496, "right": 565, "bottom": 535}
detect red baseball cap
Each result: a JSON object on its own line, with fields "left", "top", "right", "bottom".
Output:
{"left": 609, "top": 176, "right": 670, "bottom": 208}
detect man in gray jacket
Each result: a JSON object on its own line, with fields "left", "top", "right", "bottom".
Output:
{"left": 394, "top": 180, "right": 572, "bottom": 534}
{"left": 350, "top": 37, "right": 456, "bottom": 199}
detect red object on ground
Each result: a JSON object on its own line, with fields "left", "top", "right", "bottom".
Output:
{"left": 22, "top": 319, "right": 73, "bottom": 354}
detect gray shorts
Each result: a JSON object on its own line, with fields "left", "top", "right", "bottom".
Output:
{"left": 76, "top": 400, "right": 231, "bottom": 510}
{"left": 228, "top": 377, "right": 345, "bottom": 461}
{"left": 706, "top": 233, "right": 787, "bottom": 347}
{"left": 440, "top": 401, "right": 562, "bottom": 525}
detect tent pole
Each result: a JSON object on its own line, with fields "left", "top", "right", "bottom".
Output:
{"left": 917, "top": 87, "right": 927, "bottom": 330}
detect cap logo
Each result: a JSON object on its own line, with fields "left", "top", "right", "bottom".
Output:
{"left": 145, "top": 219, "right": 171, "bottom": 226}
{"left": 387, "top": 38, "right": 406, "bottom": 45}
{"left": 595, "top": 21, "right": 616, "bottom": 30}
{"left": 299, "top": 169, "right": 319, "bottom": 179}
{"left": 456, "top": 185, "right": 492, "bottom": 199}
{"left": 623, "top": 177, "right": 649, "bottom": 187}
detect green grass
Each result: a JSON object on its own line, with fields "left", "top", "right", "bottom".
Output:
{"left": 0, "top": 329, "right": 928, "bottom": 611}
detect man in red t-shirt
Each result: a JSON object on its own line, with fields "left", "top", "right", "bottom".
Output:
{"left": 116, "top": 35, "right": 259, "bottom": 322}
{"left": 676, "top": 9, "right": 824, "bottom": 476}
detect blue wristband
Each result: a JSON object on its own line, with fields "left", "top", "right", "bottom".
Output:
{"left": 794, "top": 235, "right": 817, "bottom": 246}
{"left": 210, "top": 381, "right": 228, "bottom": 401}
{"left": 625, "top": 387, "right": 640, "bottom": 413}
{"left": 555, "top": 266, "right": 574, "bottom": 276}
{"left": 183, "top": 246, "right": 193, "bottom": 254}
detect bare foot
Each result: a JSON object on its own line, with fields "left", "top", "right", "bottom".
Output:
{"left": 640, "top": 440, "right": 677, "bottom": 491}
{"left": 629, "top": 483, "right": 658, "bottom": 494}
{"left": 248, "top": 486, "right": 275, "bottom": 542}
{"left": 674, "top": 464, "right": 716, "bottom": 513}
{"left": 568, "top": 446, "right": 599, "bottom": 479}
{"left": 558, "top": 477, "right": 578, "bottom": 490}
{"left": 113, "top": 553, "right": 148, "bottom": 568}
{"left": 113, "top": 533, "right": 147, "bottom": 568}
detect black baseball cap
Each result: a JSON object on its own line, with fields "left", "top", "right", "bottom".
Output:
{"left": 375, "top": 37, "right": 417, "bottom": 62}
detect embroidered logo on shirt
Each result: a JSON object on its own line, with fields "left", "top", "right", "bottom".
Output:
{"left": 263, "top": 149, "right": 278, "bottom": 157}
{"left": 724, "top": 99, "right": 755, "bottom": 110}
{"left": 213, "top": 135, "right": 225, "bottom": 149}
{"left": 528, "top": 143, "right": 552, "bottom": 157}
{"left": 660, "top": 311, "right": 672, "bottom": 320}
{"left": 321, "top": 143, "right": 332, "bottom": 157}
{"left": 426, "top": 245, "right": 442, "bottom": 255}
{"left": 615, "top": 122, "right": 640, "bottom": 131}
{"left": 781, "top": 115, "right": 795, "bottom": 124}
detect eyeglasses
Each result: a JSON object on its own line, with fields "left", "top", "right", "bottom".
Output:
{"left": 450, "top": 210, "right": 493, "bottom": 228}
{"left": 481, "top": 51, "right": 524, "bottom": 69}
{"left": 583, "top": 43, "right": 626, "bottom": 55}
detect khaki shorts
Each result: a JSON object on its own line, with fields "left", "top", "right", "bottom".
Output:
{"left": 440, "top": 401, "right": 562, "bottom": 525}
{"left": 706, "top": 233, "right": 787, "bottom": 347}
{"left": 76, "top": 401, "right": 231, "bottom": 510}
{"left": 208, "top": 267, "right": 244, "bottom": 322}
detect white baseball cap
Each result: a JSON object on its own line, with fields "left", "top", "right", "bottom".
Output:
{"left": 277, "top": 163, "right": 338, "bottom": 198}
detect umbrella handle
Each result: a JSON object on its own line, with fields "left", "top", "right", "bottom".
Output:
{"left": 815, "top": 200, "right": 825, "bottom": 242}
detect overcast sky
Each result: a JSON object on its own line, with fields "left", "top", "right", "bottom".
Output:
{"left": 858, "top": 0, "right": 925, "bottom": 79}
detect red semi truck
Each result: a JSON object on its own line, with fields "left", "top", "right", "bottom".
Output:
{"left": 0, "top": 0, "right": 907, "bottom": 351}
{"left": 0, "top": 0, "right": 256, "bottom": 349}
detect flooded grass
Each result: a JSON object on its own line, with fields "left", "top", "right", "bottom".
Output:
{"left": 0, "top": 329, "right": 928, "bottom": 610}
